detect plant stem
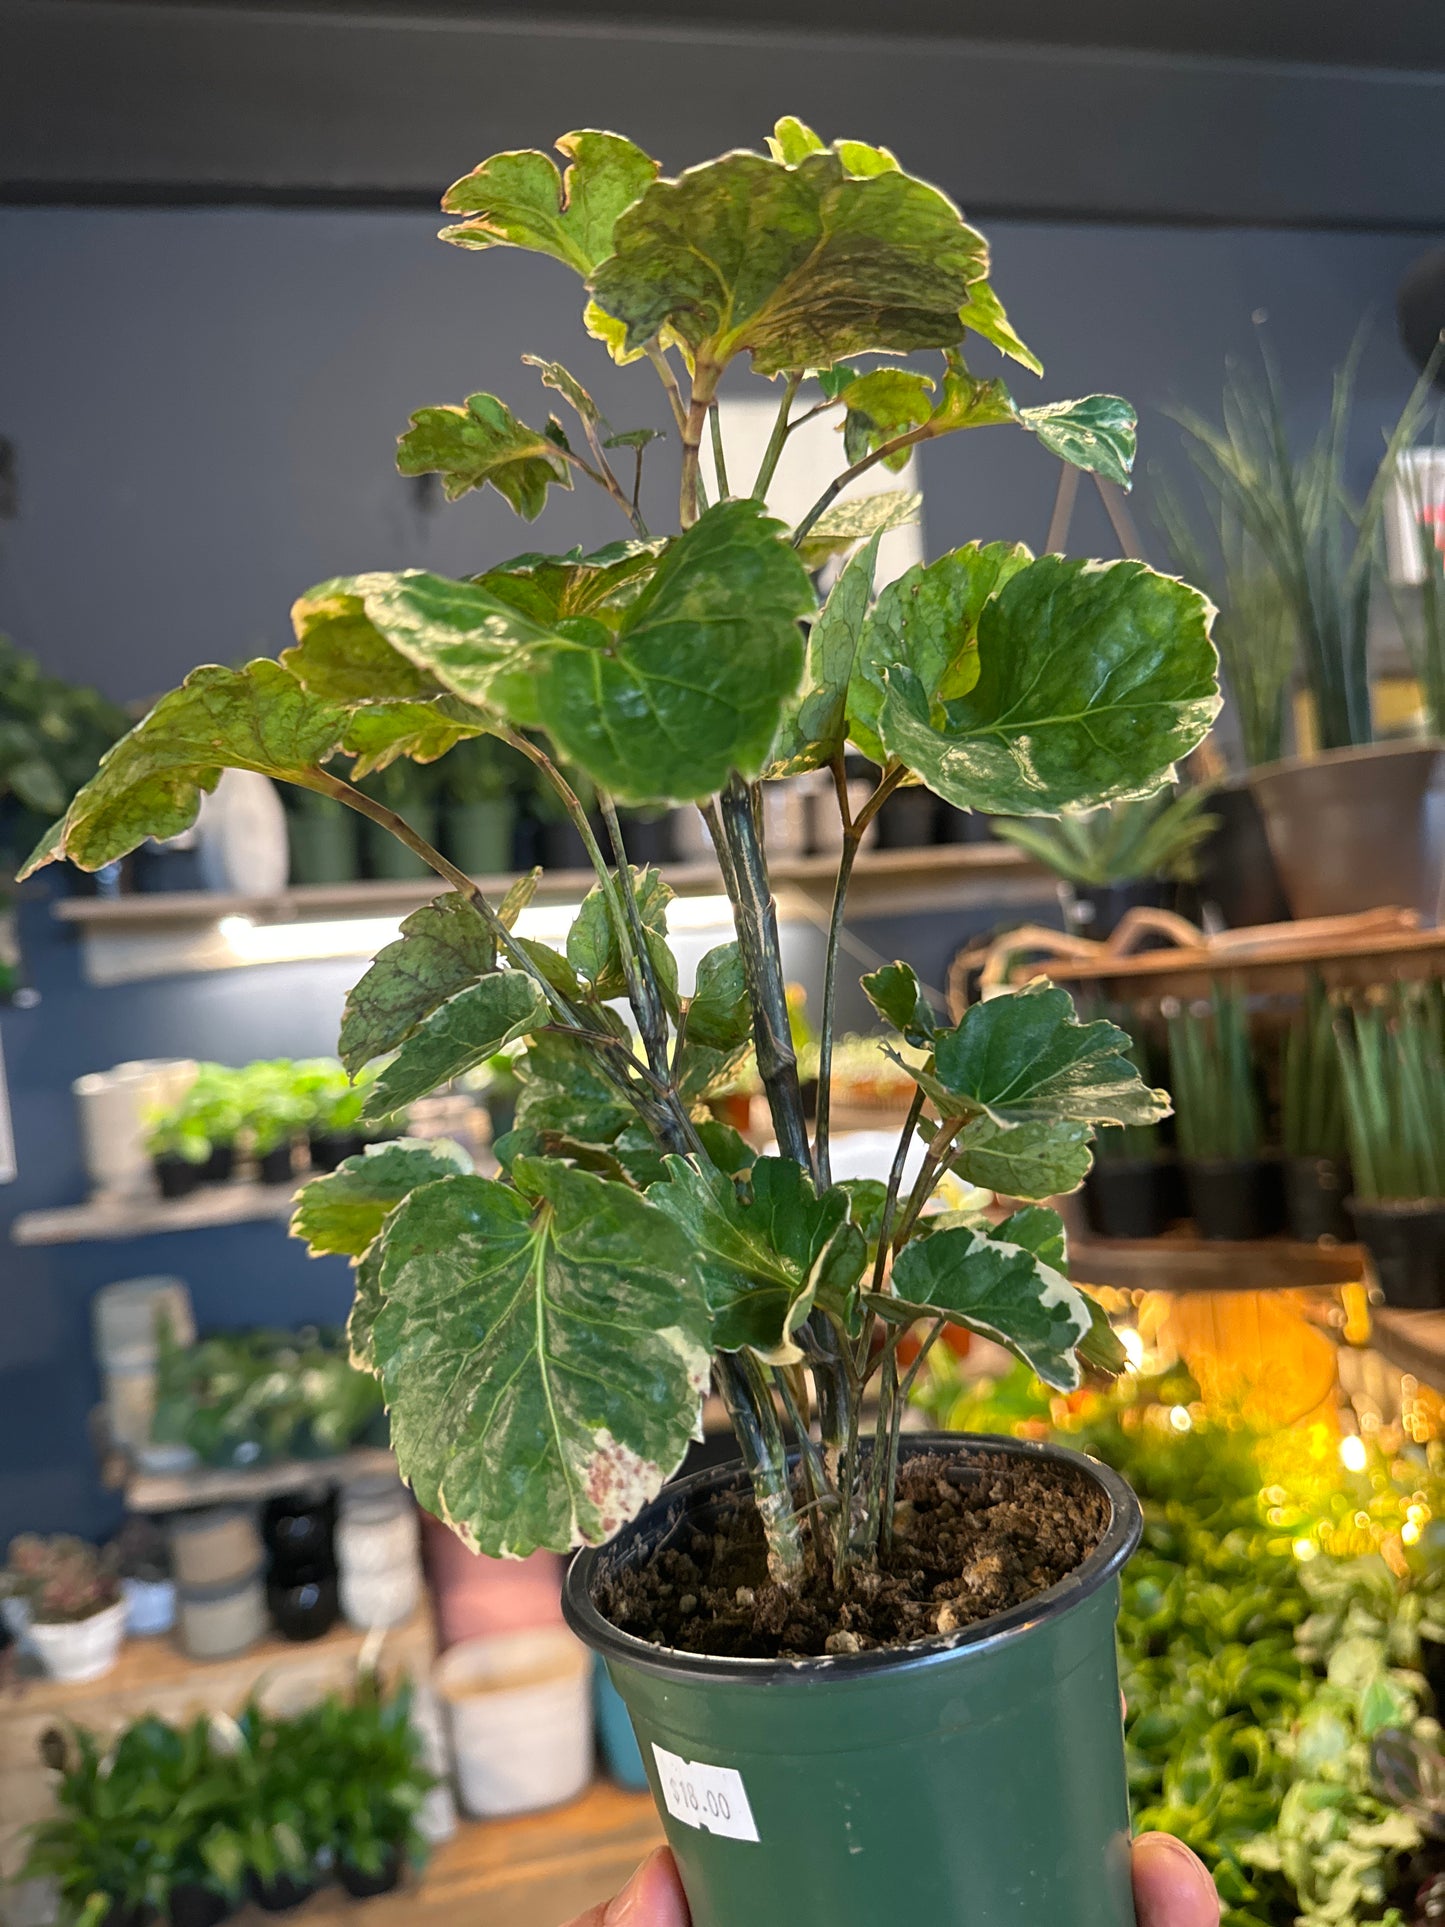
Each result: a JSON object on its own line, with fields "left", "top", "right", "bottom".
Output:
{"left": 792, "top": 426, "right": 934, "bottom": 549}
{"left": 680, "top": 365, "right": 721, "bottom": 529}
{"left": 577, "top": 417, "right": 651, "bottom": 540}
{"left": 708, "top": 404, "right": 730, "bottom": 499}
{"left": 814, "top": 762, "right": 907, "bottom": 1190}
{"left": 752, "top": 373, "right": 801, "bottom": 503}
{"left": 713, "top": 777, "right": 813, "bottom": 1174}
{"left": 714, "top": 1354, "right": 804, "bottom": 1586}
{"left": 599, "top": 797, "right": 671, "bottom": 1087}
{"left": 645, "top": 340, "right": 689, "bottom": 436}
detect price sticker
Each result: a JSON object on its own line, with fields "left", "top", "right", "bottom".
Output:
{"left": 651, "top": 1744, "right": 760, "bottom": 1842}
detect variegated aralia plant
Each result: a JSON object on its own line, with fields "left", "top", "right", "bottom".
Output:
{"left": 26, "top": 119, "right": 1220, "bottom": 1585}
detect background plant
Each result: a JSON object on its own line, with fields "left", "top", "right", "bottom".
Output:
{"left": 27, "top": 117, "right": 1220, "bottom": 1592}
{"left": 151, "top": 1323, "right": 384, "bottom": 1465}
{"left": 991, "top": 788, "right": 1218, "bottom": 889}
{"left": 1282, "top": 976, "right": 1349, "bottom": 1163}
{"left": 1168, "top": 986, "right": 1265, "bottom": 1162}
{"left": 4, "top": 1534, "right": 121, "bottom": 1625}
{"left": 1337, "top": 987, "right": 1445, "bottom": 1204}
{"left": 0, "top": 638, "right": 128, "bottom": 843}
{"left": 1391, "top": 432, "right": 1445, "bottom": 740}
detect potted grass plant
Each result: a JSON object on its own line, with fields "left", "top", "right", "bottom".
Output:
{"left": 1281, "top": 975, "right": 1352, "bottom": 1243}
{"left": 27, "top": 117, "right": 1222, "bottom": 1927}
{"left": 5, "top": 1535, "right": 127, "bottom": 1683}
{"left": 1176, "top": 346, "right": 1444, "bottom": 921}
{"left": 991, "top": 788, "right": 1218, "bottom": 939}
{"left": 1337, "top": 987, "right": 1445, "bottom": 1307}
{"left": 1081, "top": 1018, "right": 1182, "bottom": 1238}
{"left": 1168, "top": 986, "right": 1283, "bottom": 1239}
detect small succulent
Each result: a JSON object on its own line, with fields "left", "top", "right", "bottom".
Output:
{"left": 6, "top": 1534, "right": 121, "bottom": 1623}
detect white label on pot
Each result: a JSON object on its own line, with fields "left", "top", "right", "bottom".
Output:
{"left": 652, "top": 1745, "right": 759, "bottom": 1842}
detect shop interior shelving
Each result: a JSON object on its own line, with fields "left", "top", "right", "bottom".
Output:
{"left": 12, "top": 1178, "right": 299, "bottom": 1246}
{"left": 1065, "top": 1229, "right": 1368, "bottom": 1295}
{"left": 113, "top": 1445, "right": 400, "bottom": 1513}
{"left": 49, "top": 844, "right": 1045, "bottom": 986}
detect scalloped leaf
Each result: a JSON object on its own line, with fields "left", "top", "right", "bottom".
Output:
{"left": 588, "top": 146, "right": 990, "bottom": 378}
{"left": 685, "top": 942, "right": 751, "bottom": 1052}
{"left": 360, "top": 970, "right": 549, "bottom": 1122}
{"left": 339, "top": 891, "right": 497, "bottom": 1077}
{"left": 440, "top": 132, "right": 660, "bottom": 276}
{"left": 768, "top": 532, "right": 879, "bottom": 777}
{"left": 371, "top": 1158, "right": 709, "bottom": 1554}
{"left": 397, "top": 393, "right": 572, "bottom": 519}
{"left": 796, "top": 489, "right": 921, "bottom": 570}
{"left": 20, "top": 661, "right": 348, "bottom": 878}
{"left": 860, "top": 960, "right": 936, "bottom": 1048}
{"left": 291, "top": 1137, "right": 475, "bottom": 1260}
{"left": 877, "top": 556, "right": 1220, "bottom": 814}
{"left": 950, "top": 1116, "right": 1094, "bottom": 1201}
{"left": 1020, "top": 395, "right": 1137, "bottom": 490}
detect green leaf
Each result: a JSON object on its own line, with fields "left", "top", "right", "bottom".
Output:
{"left": 284, "top": 580, "right": 444, "bottom": 703}
{"left": 921, "top": 351, "right": 1019, "bottom": 434}
{"left": 515, "top": 937, "right": 585, "bottom": 999}
{"left": 676, "top": 1037, "right": 752, "bottom": 1105}
{"left": 339, "top": 891, "right": 497, "bottom": 1077}
{"left": 291, "top": 1137, "right": 474, "bottom": 1260}
{"left": 20, "top": 661, "right": 347, "bottom": 878}
{"left": 958, "top": 277, "right": 1043, "bottom": 376}
{"left": 990, "top": 1203, "right": 1068, "bottom": 1269}
{"left": 884, "top": 1223, "right": 1094, "bottom": 1390}
{"left": 766, "top": 117, "right": 826, "bottom": 164}
{"left": 1077, "top": 1294, "right": 1128, "bottom": 1378}
{"left": 475, "top": 542, "right": 661, "bottom": 628}
{"left": 341, "top": 697, "right": 487, "bottom": 777}
{"left": 522, "top": 355, "right": 601, "bottom": 426}
{"left": 846, "top": 540, "right": 1030, "bottom": 764}
{"left": 371, "top": 1159, "right": 709, "bottom": 1554}
{"left": 767, "top": 533, "right": 879, "bottom": 777}
{"left": 361, "top": 971, "right": 548, "bottom": 1121}
{"left": 567, "top": 866, "right": 678, "bottom": 1009}
{"left": 932, "top": 982, "right": 1169, "bottom": 1128}
{"left": 1019, "top": 396, "right": 1137, "bottom": 490}
{"left": 877, "top": 555, "right": 1219, "bottom": 814}
{"left": 694, "top": 1118, "right": 755, "bottom": 1178}
{"left": 860, "top": 960, "right": 936, "bottom": 1048}
{"left": 397, "top": 393, "right": 573, "bottom": 519}
{"left": 837, "top": 369, "right": 936, "bottom": 468}
{"left": 685, "top": 942, "right": 752, "bottom": 1052}
{"left": 796, "top": 490, "right": 921, "bottom": 570}
{"left": 530, "top": 498, "right": 814, "bottom": 804}
{"left": 516, "top": 1033, "right": 635, "bottom": 1145}
{"left": 440, "top": 132, "right": 660, "bottom": 276}
{"left": 951, "top": 1115, "right": 1094, "bottom": 1201}
{"left": 589, "top": 146, "right": 990, "bottom": 378}
{"left": 498, "top": 868, "right": 541, "bottom": 927}
{"left": 650, "top": 1154, "right": 864, "bottom": 1361}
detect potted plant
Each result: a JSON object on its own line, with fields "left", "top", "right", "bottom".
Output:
{"left": 1152, "top": 465, "right": 1294, "bottom": 928}
{"left": 184, "top": 1064, "right": 244, "bottom": 1184}
{"left": 1081, "top": 1019, "right": 1181, "bottom": 1238}
{"left": 1280, "top": 975, "right": 1352, "bottom": 1243}
{"left": 315, "top": 1677, "right": 433, "bottom": 1897}
{"left": 28, "top": 117, "right": 1222, "bottom": 1926}
{"left": 5, "top": 1535, "right": 127, "bottom": 1682}
{"left": 356, "top": 760, "right": 442, "bottom": 881}
{"left": 1168, "top": 986, "right": 1283, "bottom": 1239}
{"left": 144, "top": 1103, "right": 212, "bottom": 1199}
{"left": 0, "top": 635, "right": 129, "bottom": 878}
{"left": 1176, "top": 348, "right": 1444, "bottom": 920}
{"left": 236, "top": 1061, "right": 309, "bottom": 1184}
{"left": 296, "top": 1057, "right": 382, "bottom": 1168}
{"left": 23, "top": 1722, "right": 166, "bottom": 1927}
{"left": 438, "top": 734, "right": 520, "bottom": 875}
{"left": 991, "top": 788, "right": 1218, "bottom": 939}
{"left": 1337, "top": 988, "right": 1445, "bottom": 1307}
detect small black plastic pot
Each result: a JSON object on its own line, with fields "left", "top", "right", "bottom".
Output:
{"left": 1349, "top": 1199, "right": 1445, "bottom": 1309}
{"left": 1184, "top": 1156, "right": 1286, "bottom": 1240}
{"left": 250, "top": 1874, "right": 322, "bottom": 1914}
{"left": 154, "top": 1154, "right": 201, "bottom": 1200}
{"left": 873, "top": 788, "right": 938, "bottom": 850}
{"left": 1284, "top": 1155, "right": 1353, "bottom": 1244}
{"left": 485, "top": 1094, "right": 517, "bottom": 1144}
{"left": 264, "top": 1486, "right": 336, "bottom": 1571}
{"left": 565, "top": 1434, "right": 1142, "bottom": 1927}
{"left": 1062, "top": 878, "right": 1172, "bottom": 941}
{"left": 337, "top": 1849, "right": 403, "bottom": 1899}
{"left": 167, "top": 1883, "right": 234, "bottom": 1927}
{"left": 309, "top": 1131, "right": 368, "bottom": 1172}
{"left": 257, "top": 1143, "right": 295, "bottom": 1185}
{"left": 1083, "top": 1159, "right": 1179, "bottom": 1239}
{"left": 200, "top": 1143, "right": 235, "bottom": 1186}
{"left": 267, "top": 1565, "right": 340, "bottom": 1641}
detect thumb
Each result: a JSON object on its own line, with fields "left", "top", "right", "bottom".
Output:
{"left": 561, "top": 1848, "right": 690, "bottom": 1927}
{"left": 1132, "top": 1833, "right": 1220, "bottom": 1927}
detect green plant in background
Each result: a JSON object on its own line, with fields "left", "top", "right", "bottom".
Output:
{"left": 0, "top": 638, "right": 129, "bottom": 857}
{"left": 1169, "top": 985, "right": 1265, "bottom": 1161}
{"left": 25, "top": 117, "right": 1221, "bottom": 1582}
{"left": 151, "top": 1323, "right": 386, "bottom": 1465}
{"left": 1174, "top": 344, "right": 1433, "bottom": 754}
{"left": 438, "top": 732, "right": 522, "bottom": 804}
{"left": 1153, "top": 468, "right": 1296, "bottom": 771}
{"left": 1392, "top": 433, "right": 1445, "bottom": 741}
{"left": 234, "top": 1059, "right": 312, "bottom": 1157}
{"left": 1282, "top": 975, "right": 1349, "bottom": 1162}
{"left": 1092, "top": 1016, "right": 1167, "bottom": 1163}
{"left": 309, "top": 1677, "right": 434, "bottom": 1879}
{"left": 991, "top": 787, "right": 1219, "bottom": 888}
{"left": 1337, "top": 987, "right": 1445, "bottom": 1204}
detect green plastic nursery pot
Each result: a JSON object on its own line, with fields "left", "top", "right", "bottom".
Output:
{"left": 445, "top": 798, "right": 516, "bottom": 876}
{"left": 564, "top": 1433, "right": 1143, "bottom": 1927}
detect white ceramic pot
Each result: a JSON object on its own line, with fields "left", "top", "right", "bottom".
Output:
{"left": 122, "top": 1576, "right": 176, "bottom": 1637}
{"left": 27, "top": 1599, "right": 127, "bottom": 1683}
{"left": 434, "top": 1627, "right": 592, "bottom": 1818}
{"left": 337, "top": 1508, "right": 419, "bottom": 1574}
{"left": 72, "top": 1060, "right": 196, "bottom": 1199}
{"left": 339, "top": 1564, "right": 421, "bottom": 1632}
{"left": 1, "top": 1593, "right": 33, "bottom": 1652}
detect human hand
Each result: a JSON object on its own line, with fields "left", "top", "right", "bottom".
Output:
{"left": 565, "top": 1834, "right": 1220, "bottom": 1927}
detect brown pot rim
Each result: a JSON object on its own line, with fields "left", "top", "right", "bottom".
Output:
{"left": 1248, "top": 739, "right": 1445, "bottom": 785}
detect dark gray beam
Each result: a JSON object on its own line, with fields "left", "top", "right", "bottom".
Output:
{"left": 3, "top": 0, "right": 1444, "bottom": 228}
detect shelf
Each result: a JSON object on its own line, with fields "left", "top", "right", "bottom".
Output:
{"left": 12, "top": 1179, "right": 299, "bottom": 1247}
{"left": 1067, "top": 1230, "right": 1368, "bottom": 1295}
{"left": 1364, "top": 1307, "right": 1445, "bottom": 1389}
{"left": 49, "top": 845, "right": 1045, "bottom": 986}
{"left": 121, "top": 1445, "right": 398, "bottom": 1512}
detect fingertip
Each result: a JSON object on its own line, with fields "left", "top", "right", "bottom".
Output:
{"left": 603, "top": 1847, "right": 689, "bottom": 1927}
{"left": 1131, "top": 1832, "right": 1220, "bottom": 1927}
